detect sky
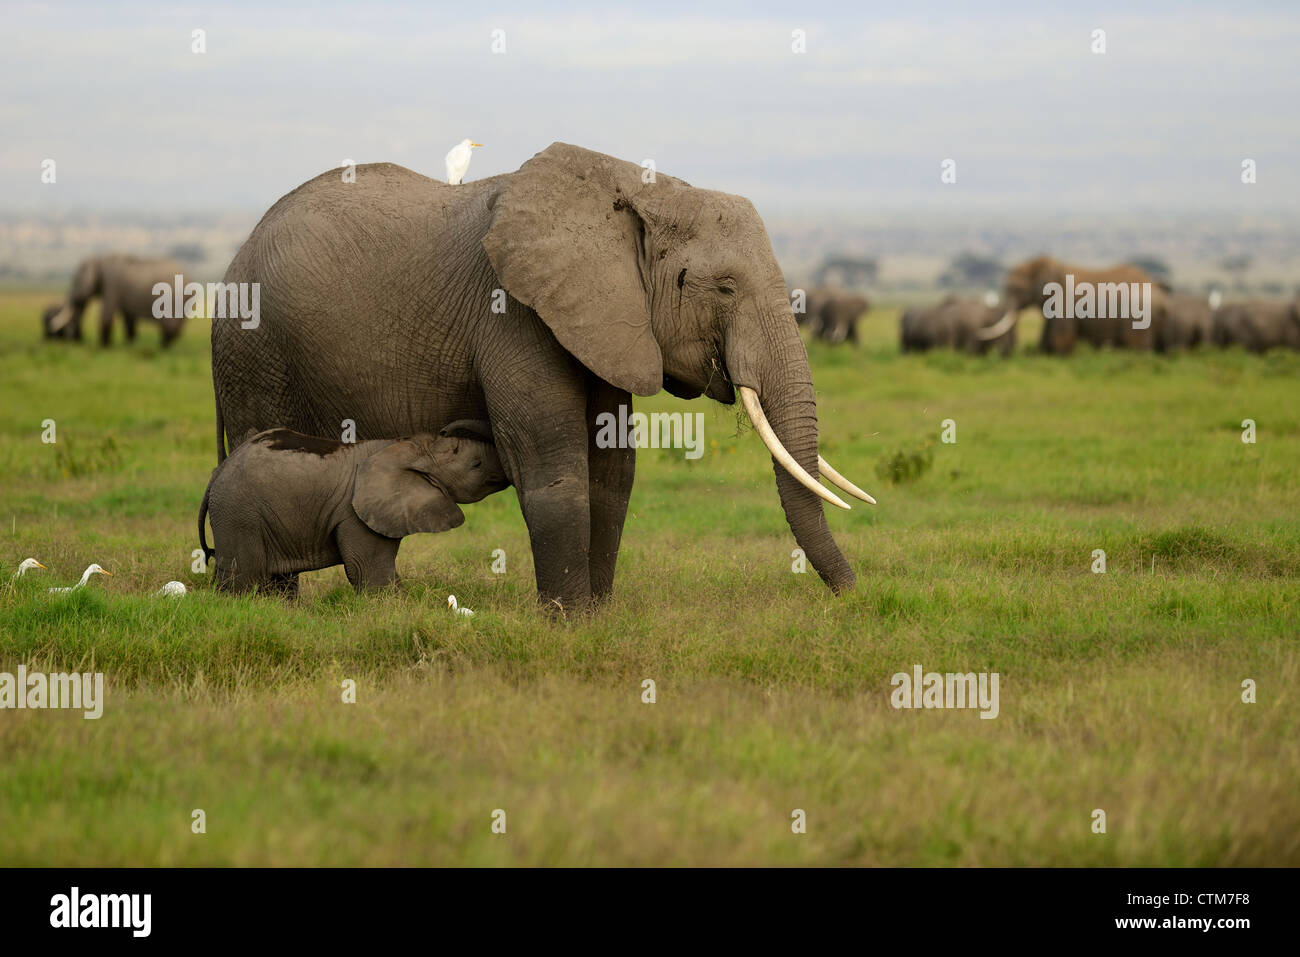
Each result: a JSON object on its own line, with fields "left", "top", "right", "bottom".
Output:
{"left": 3, "top": 0, "right": 1298, "bottom": 219}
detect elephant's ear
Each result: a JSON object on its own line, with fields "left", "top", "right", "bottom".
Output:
{"left": 481, "top": 143, "right": 663, "bottom": 397}
{"left": 352, "top": 441, "right": 464, "bottom": 539}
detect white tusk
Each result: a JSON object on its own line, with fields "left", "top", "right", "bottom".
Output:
{"left": 817, "top": 455, "right": 876, "bottom": 504}
{"left": 47, "top": 304, "right": 75, "bottom": 332}
{"left": 739, "top": 386, "right": 850, "bottom": 511}
{"left": 976, "top": 308, "right": 1018, "bottom": 341}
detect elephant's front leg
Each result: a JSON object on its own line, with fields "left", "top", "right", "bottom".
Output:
{"left": 517, "top": 471, "right": 592, "bottom": 611}
{"left": 586, "top": 377, "right": 634, "bottom": 601}
{"left": 336, "top": 518, "right": 400, "bottom": 590}
{"left": 483, "top": 333, "right": 598, "bottom": 611}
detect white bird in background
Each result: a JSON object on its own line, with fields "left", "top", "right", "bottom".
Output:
{"left": 49, "top": 563, "right": 111, "bottom": 593}
{"left": 11, "top": 558, "right": 46, "bottom": 579}
{"left": 447, "top": 594, "right": 474, "bottom": 617}
{"left": 156, "top": 580, "right": 188, "bottom": 597}
{"left": 1208, "top": 288, "right": 1223, "bottom": 310}
{"left": 445, "top": 139, "right": 483, "bottom": 185}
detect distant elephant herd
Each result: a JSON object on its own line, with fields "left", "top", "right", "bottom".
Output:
{"left": 792, "top": 254, "right": 1300, "bottom": 356}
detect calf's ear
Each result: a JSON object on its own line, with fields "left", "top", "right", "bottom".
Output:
{"left": 352, "top": 441, "right": 465, "bottom": 538}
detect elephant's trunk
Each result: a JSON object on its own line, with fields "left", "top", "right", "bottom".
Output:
{"left": 727, "top": 300, "right": 865, "bottom": 593}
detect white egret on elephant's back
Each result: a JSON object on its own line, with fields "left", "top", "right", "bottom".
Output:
{"left": 445, "top": 139, "right": 482, "bottom": 185}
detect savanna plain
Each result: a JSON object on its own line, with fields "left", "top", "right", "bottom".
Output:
{"left": 1, "top": 288, "right": 1297, "bottom": 865}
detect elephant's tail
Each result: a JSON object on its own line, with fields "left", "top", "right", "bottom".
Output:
{"left": 198, "top": 477, "right": 215, "bottom": 562}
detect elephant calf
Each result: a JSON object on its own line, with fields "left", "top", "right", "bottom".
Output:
{"left": 199, "top": 422, "right": 509, "bottom": 596}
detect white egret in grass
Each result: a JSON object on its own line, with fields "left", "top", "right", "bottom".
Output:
{"left": 445, "top": 139, "right": 482, "bottom": 185}
{"left": 11, "top": 558, "right": 46, "bottom": 579}
{"left": 49, "top": 563, "right": 111, "bottom": 593}
{"left": 156, "top": 581, "right": 188, "bottom": 597}
{"left": 447, "top": 594, "right": 474, "bottom": 617}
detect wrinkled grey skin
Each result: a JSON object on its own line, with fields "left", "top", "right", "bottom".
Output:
{"left": 199, "top": 421, "right": 508, "bottom": 596}
{"left": 213, "top": 143, "right": 858, "bottom": 608}
{"left": 1157, "top": 293, "right": 1214, "bottom": 352}
{"left": 47, "top": 254, "right": 187, "bottom": 347}
{"left": 1211, "top": 300, "right": 1300, "bottom": 352}
{"left": 901, "top": 296, "right": 1011, "bottom": 355}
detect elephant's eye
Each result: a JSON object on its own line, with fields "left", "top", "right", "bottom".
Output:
{"left": 471, "top": 460, "right": 481, "bottom": 470}
{"left": 677, "top": 268, "right": 686, "bottom": 290}
{"left": 717, "top": 282, "right": 736, "bottom": 296}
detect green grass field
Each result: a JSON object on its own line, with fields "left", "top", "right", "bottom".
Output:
{"left": 1, "top": 289, "right": 1297, "bottom": 865}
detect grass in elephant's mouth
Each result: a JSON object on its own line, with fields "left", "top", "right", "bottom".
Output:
{"left": 1, "top": 288, "right": 1298, "bottom": 865}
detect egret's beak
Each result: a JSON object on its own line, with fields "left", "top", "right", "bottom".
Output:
{"left": 35, "top": 562, "right": 46, "bottom": 569}
{"left": 471, "top": 142, "right": 483, "bottom": 148}
{"left": 101, "top": 569, "right": 113, "bottom": 576}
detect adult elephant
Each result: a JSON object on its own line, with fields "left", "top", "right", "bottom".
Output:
{"left": 1211, "top": 300, "right": 1300, "bottom": 352}
{"left": 46, "top": 254, "right": 188, "bottom": 347}
{"left": 1157, "top": 293, "right": 1214, "bottom": 352}
{"left": 901, "top": 295, "right": 1011, "bottom": 354}
{"left": 211, "top": 143, "right": 873, "bottom": 609}
{"left": 978, "top": 256, "right": 1168, "bottom": 354}
{"left": 815, "top": 292, "right": 870, "bottom": 346}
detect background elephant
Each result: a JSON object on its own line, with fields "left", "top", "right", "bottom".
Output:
{"left": 813, "top": 291, "right": 870, "bottom": 346}
{"left": 46, "top": 254, "right": 188, "bottom": 347}
{"left": 1211, "top": 300, "right": 1300, "bottom": 352}
{"left": 199, "top": 422, "right": 508, "bottom": 596}
{"left": 212, "top": 143, "right": 871, "bottom": 609}
{"left": 901, "top": 295, "right": 1012, "bottom": 355}
{"left": 1157, "top": 293, "right": 1214, "bottom": 352}
{"left": 788, "top": 284, "right": 829, "bottom": 331}
{"left": 979, "top": 255, "right": 1168, "bottom": 354}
